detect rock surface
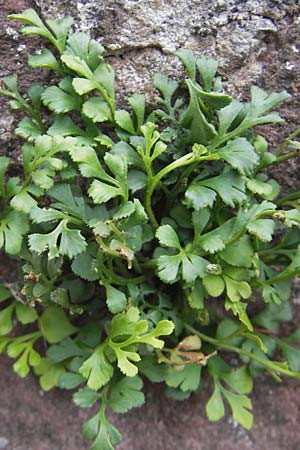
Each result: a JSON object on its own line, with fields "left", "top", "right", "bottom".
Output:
{"left": 0, "top": 1, "right": 300, "bottom": 450}
{"left": 0, "top": 0, "right": 299, "bottom": 181}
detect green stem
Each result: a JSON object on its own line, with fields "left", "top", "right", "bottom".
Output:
{"left": 260, "top": 151, "right": 300, "bottom": 169}
{"left": 276, "top": 191, "right": 300, "bottom": 206}
{"left": 145, "top": 152, "right": 219, "bottom": 228}
{"left": 166, "top": 161, "right": 199, "bottom": 208}
{"left": 264, "top": 268, "right": 300, "bottom": 285}
{"left": 275, "top": 151, "right": 299, "bottom": 164}
{"left": 275, "top": 127, "right": 300, "bottom": 156}
{"left": 183, "top": 322, "right": 300, "bottom": 379}
{"left": 96, "top": 236, "right": 121, "bottom": 259}
{"left": 0, "top": 88, "right": 45, "bottom": 132}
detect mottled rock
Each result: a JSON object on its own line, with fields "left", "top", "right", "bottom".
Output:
{"left": 3, "top": 0, "right": 296, "bottom": 191}
{"left": 32, "top": 0, "right": 297, "bottom": 97}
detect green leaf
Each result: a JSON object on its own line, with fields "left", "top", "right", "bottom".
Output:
{"left": 106, "top": 285, "right": 127, "bottom": 314}
{"left": 94, "top": 63, "right": 115, "bottom": 101}
{"left": 61, "top": 54, "right": 93, "bottom": 78}
{"left": 181, "top": 254, "right": 207, "bottom": 283}
{"left": 0, "top": 209, "right": 29, "bottom": 254}
{"left": 113, "top": 201, "right": 135, "bottom": 220}
{"left": 28, "top": 83, "right": 44, "bottom": 107}
{"left": 50, "top": 287, "right": 69, "bottom": 306}
{"left": 31, "top": 168, "right": 55, "bottom": 190}
{"left": 30, "top": 206, "right": 64, "bottom": 224}
{"left": 206, "top": 382, "right": 225, "bottom": 421}
{"left": 199, "top": 234, "right": 225, "bottom": 254}
{"left": 128, "top": 170, "right": 147, "bottom": 193}
{"left": 242, "top": 86, "right": 291, "bottom": 127}
{"left": 254, "top": 301, "right": 292, "bottom": 332}
{"left": 278, "top": 342, "right": 300, "bottom": 372}
{"left": 29, "top": 221, "right": 87, "bottom": 259}
{"left": 65, "top": 32, "right": 104, "bottom": 71}
{"left": 217, "top": 100, "right": 244, "bottom": 135}
{"left": 39, "top": 306, "right": 77, "bottom": 343}
{"left": 216, "top": 319, "right": 240, "bottom": 341}
{"left": 196, "top": 55, "right": 218, "bottom": 91}
{"left": 156, "top": 225, "right": 181, "bottom": 249}
{"left": 47, "top": 115, "right": 85, "bottom": 137}
{"left": 0, "top": 285, "right": 11, "bottom": 303}
{"left": 47, "top": 337, "right": 86, "bottom": 362}
{"left": 201, "top": 171, "right": 246, "bottom": 207}
{"left": 165, "top": 387, "right": 191, "bottom": 401}
{"left": 195, "top": 89, "right": 232, "bottom": 110}
{"left": 72, "top": 78, "right": 97, "bottom": 95}
{"left": 45, "top": 16, "right": 74, "bottom": 52}
{"left": 246, "top": 179, "right": 274, "bottom": 197}
{"left": 113, "top": 347, "right": 141, "bottom": 377}
{"left": 115, "top": 110, "right": 135, "bottom": 134}
{"left": 203, "top": 275, "right": 225, "bottom": 297}
{"left": 128, "top": 93, "right": 145, "bottom": 130}
{"left": 15, "top": 303, "right": 38, "bottom": 324}
{"left": 166, "top": 364, "right": 201, "bottom": 392}
{"left": 222, "top": 389, "right": 253, "bottom": 429}
{"left": 90, "top": 418, "right": 121, "bottom": 450}
{"left": 246, "top": 219, "right": 275, "bottom": 242}
{"left": 0, "top": 156, "right": 10, "bottom": 191}
{"left": 73, "top": 387, "right": 101, "bottom": 408}
{"left": 109, "top": 376, "right": 145, "bottom": 413}
{"left": 38, "top": 362, "right": 65, "bottom": 391}
{"left": 175, "top": 49, "right": 196, "bottom": 81}
{"left": 59, "top": 225, "right": 87, "bottom": 258}
{"left": 88, "top": 180, "right": 121, "bottom": 204}
{"left": 71, "top": 250, "right": 98, "bottom": 281}
{"left": 137, "top": 355, "right": 167, "bottom": 382}
{"left": 153, "top": 73, "right": 179, "bottom": 104}
{"left": 42, "top": 84, "right": 80, "bottom": 113}
{"left": 225, "top": 300, "right": 253, "bottom": 331}
{"left": 59, "top": 372, "right": 85, "bottom": 389}
{"left": 108, "top": 309, "right": 173, "bottom": 376}
{"left": 12, "top": 350, "right": 31, "bottom": 378}
{"left": 185, "top": 185, "right": 216, "bottom": 210}
{"left": 188, "top": 279, "right": 205, "bottom": 309}
{"left": 181, "top": 79, "right": 218, "bottom": 144}
{"left": 156, "top": 254, "right": 182, "bottom": 284}
{"left": 8, "top": 10, "right": 63, "bottom": 47}
{"left": 15, "top": 117, "right": 42, "bottom": 141}
{"left": 28, "top": 48, "right": 61, "bottom": 72}
{"left": 192, "top": 209, "right": 210, "bottom": 236}
{"left": 110, "top": 142, "right": 143, "bottom": 169}
{"left": 104, "top": 153, "right": 127, "bottom": 182}
{"left": 83, "top": 97, "right": 111, "bottom": 122}
{"left": 218, "top": 138, "right": 259, "bottom": 175}
{"left": 81, "top": 413, "right": 100, "bottom": 441}
{"left": 222, "top": 366, "right": 253, "bottom": 394}
{"left": 219, "top": 236, "right": 253, "bottom": 268}
{"left": 0, "top": 304, "right": 15, "bottom": 335}
{"left": 69, "top": 145, "right": 113, "bottom": 182}
{"left": 223, "top": 276, "right": 252, "bottom": 303}
{"left": 79, "top": 345, "right": 113, "bottom": 390}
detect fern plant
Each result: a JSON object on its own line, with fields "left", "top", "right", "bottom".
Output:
{"left": 1, "top": 9, "right": 300, "bottom": 449}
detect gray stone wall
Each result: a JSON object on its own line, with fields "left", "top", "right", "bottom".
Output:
{"left": 6, "top": 1, "right": 300, "bottom": 193}
{"left": 1, "top": 1, "right": 299, "bottom": 160}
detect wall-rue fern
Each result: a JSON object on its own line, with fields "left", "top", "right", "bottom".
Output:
{"left": 1, "top": 9, "right": 300, "bottom": 449}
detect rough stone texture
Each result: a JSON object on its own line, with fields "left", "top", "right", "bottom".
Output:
{"left": 1, "top": 0, "right": 300, "bottom": 181}
{"left": 33, "top": 0, "right": 299, "bottom": 101}
{"left": 1, "top": 1, "right": 300, "bottom": 449}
